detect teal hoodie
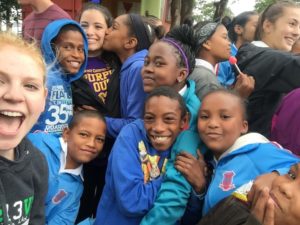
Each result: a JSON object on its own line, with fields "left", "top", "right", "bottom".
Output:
{"left": 31, "top": 19, "right": 88, "bottom": 136}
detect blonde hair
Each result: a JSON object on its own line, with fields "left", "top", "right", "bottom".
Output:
{"left": 0, "top": 32, "right": 47, "bottom": 84}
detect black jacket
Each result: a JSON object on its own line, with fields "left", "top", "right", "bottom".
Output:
{"left": 0, "top": 138, "right": 48, "bottom": 225}
{"left": 236, "top": 43, "right": 300, "bottom": 137}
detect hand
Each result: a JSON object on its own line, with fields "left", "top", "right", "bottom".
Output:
{"left": 250, "top": 187, "right": 275, "bottom": 225}
{"left": 248, "top": 172, "right": 278, "bottom": 206}
{"left": 175, "top": 150, "right": 207, "bottom": 193}
{"left": 233, "top": 72, "right": 255, "bottom": 98}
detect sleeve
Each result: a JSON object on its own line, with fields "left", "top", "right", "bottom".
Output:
{"left": 251, "top": 143, "right": 300, "bottom": 174}
{"left": 111, "top": 127, "right": 163, "bottom": 216}
{"left": 217, "top": 61, "right": 236, "bottom": 87}
{"left": 30, "top": 150, "right": 49, "bottom": 225}
{"left": 140, "top": 131, "right": 201, "bottom": 225}
{"left": 47, "top": 186, "right": 83, "bottom": 225}
{"left": 189, "top": 69, "right": 222, "bottom": 100}
{"left": 105, "top": 65, "right": 146, "bottom": 138}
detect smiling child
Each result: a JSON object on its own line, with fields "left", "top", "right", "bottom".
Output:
{"left": 28, "top": 110, "right": 106, "bottom": 225}
{"left": 94, "top": 86, "right": 188, "bottom": 225}
{"left": 31, "top": 19, "right": 88, "bottom": 136}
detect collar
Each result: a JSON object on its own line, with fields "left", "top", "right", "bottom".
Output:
{"left": 215, "top": 132, "right": 269, "bottom": 162}
{"left": 59, "top": 137, "right": 84, "bottom": 181}
{"left": 195, "top": 58, "right": 215, "bottom": 74}
{"left": 251, "top": 41, "right": 270, "bottom": 48}
{"left": 178, "top": 84, "right": 187, "bottom": 96}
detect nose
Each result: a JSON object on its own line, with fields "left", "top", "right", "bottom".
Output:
{"left": 105, "top": 27, "right": 112, "bottom": 35}
{"left": 207, "top": 117, "right": 219, "bottom": 129}
{"left": 3, "top": 83, "right": 24, "bottom": 102}
{"left": 86, "top": 137, "right": 96, "bottom": 148}
{"left": 152, "top": 119, "right": 165, "bottom": 133}
{"left": 85, "top": 25, "right": 93, "bottom": 36}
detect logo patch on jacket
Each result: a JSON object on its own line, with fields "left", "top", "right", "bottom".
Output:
{"left": 52, "top": 189, "right": 68, "bottom": 204}
{"left": 219, "top": 171, "right": 236, "bottom": 191}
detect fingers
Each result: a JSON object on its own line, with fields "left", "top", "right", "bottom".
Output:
{"left": 263, "top": 198, "right": 275, "bottom": 225}
{"left": 251, "top": 187, "right": 270, "bottom": 223}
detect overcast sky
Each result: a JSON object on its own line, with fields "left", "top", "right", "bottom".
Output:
{"left": 228, "top": 0, "right": 255, "bottom": 16}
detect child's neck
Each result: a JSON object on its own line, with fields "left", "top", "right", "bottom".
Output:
{"left": 0, "top": 149, "right": 15, "bottom": 161}
{"left": 31, "top": 0, "right": 53, "bottom": 14}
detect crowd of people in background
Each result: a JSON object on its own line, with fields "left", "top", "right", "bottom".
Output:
{"left": 1, "top": 0, "right": 300, "bottom": 225}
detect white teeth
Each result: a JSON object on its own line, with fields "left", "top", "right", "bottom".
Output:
{"left": 154, "top": 136, "right": 168, "bottom": 141}
{"left": 70, "top": 61, "right": 80, "bottom": 67}
{"left": 0, "top": 111, "right": 23, "bottom": 117}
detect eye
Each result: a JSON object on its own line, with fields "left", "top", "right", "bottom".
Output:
{"left": 80, "top": 24, "right": 88, "bottom": 28}
{"left": 63, "top": 44, "right": 73, "bottom": 51}
{"left": 164, "top": 116, "right": 176, "bottom": 124}
{"left": 199, "top": 114, "right": 209, "bottom": 120}
{"left": 96, "top": 25, "right": 104, "bottom": 29}
{"left": 220, "top": 114, "right": 231, "bottom": 119}
{"left": 96, "top": 137, "right": 105, "bottom": 143}
{"left": 24, "top": 83, "right": 39, "bottom": 91}
{"left": 79, "top": 132, "right": 88, "bottom": 137}
{"left": 144, "top": 115, "right": 154, "bottom": 123}
{"left": 144, "top": 58, "right": 149, "bottom": 66}
{"left": 155, "top": 61, "right": 162, "bottom": 67}
{"left": 78, "top": 47, "right": 84, "bottom": 53}
{"left": 287, "top": 170, "right": 296, "bottom": 180}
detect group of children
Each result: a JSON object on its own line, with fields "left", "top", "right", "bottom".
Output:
{"left": 1, "top": 0, "right": 300, "bottom": 225}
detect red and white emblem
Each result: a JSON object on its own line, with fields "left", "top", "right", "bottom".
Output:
{"left": 219, "top": 171, "right": 236, "bottom": 191}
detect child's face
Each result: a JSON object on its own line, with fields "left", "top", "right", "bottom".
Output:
{"left": 206, "top": 25, "right": 231, "bottom": 62}
{"left": 80, "top": 9, "right": 108, "bottom": 57}
{"left": 198, "top": 92, "right": 248, "bottom": 158}
{"left": 263, "top": 7, "right": 300, "bottom": 51}
{"left": 63, "top": 117, "right": 106, "bottom": 169}
{"left": 144, "top": 96, "right": 186, "bottom": 151}
{"left": 0, "top": 46, "right": 47, "bottom": 155}
{"left": 142, "top": 41, "right": 186, "bottom": 93}
{"left": 54, "top": 30, "right": 85, "bottom": 75}
{"left": 270, "top": 163, "right": 300, "bottom": 225}
{"left": 102, "top": 14, "right": 131, "bottom": 53}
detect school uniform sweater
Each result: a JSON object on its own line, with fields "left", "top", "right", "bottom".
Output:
{"left": 203, "top": 133, "right": 300, "bottom": 215}
{"left": 28, "top": 133, "right": 83, "bottom": 225}
{"left": 105, "top": 50, "right": 148, "bottom": 138}
{"left": 94, "top": 119, "right": 171, "bottom": 225}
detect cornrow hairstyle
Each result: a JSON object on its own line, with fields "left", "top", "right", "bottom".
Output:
{"left": 163, "top": 24, "right": 197, "bottom": 75}
{"left": 77, "top": 2, "right": 113, "bottom": 27}
{"left": 255, "top": 0, "right": 300, "bottom": 40}
{"left": 228, "top": 11, "right": 258, "bottom": 43}
{"left": 69, "top": 110, "right": 106, "bottom": 129}
{"left": 202, "top": 88, "right": 248, "bottom": 120}
{"left": 145, "top": 86, "right": 187, "bottom": 119}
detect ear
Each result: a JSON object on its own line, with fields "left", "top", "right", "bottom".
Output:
{"left": 241, "top": 120, "right": 248, "bottom": 135}
{"left": 262, "top": 19, "right": 272, "bottom": 34}
{"left": 124, "top": 37, "right": 138, "bottom": 50}
{"left": 176, "top": 68, "right": 188, "bottom": 83}
{"left": 202, "top": 40, "right": 211, "bottom": 50}
{"left": 234, "top": 25, "right": 243, "bottom": 35}
{"left": 180, "top": 113, "right": 190, "bottom": 130}
{"left": 62, "top": 127, "right": 70, "bottom": 142}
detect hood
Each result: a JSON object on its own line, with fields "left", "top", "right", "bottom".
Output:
{"left": 41, "top": 19, "right": 88, "bottom": 83}
{"left": 218, "top": 132, "right": 269, "bottom": 161}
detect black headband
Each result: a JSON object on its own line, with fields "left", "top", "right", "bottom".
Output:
{"left": 129, "top": 14, "right": 151, "bottom": 51}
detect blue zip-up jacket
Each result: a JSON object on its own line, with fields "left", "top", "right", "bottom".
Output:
{"left": 183, "top": 80, "right": 201, "bottom": 132}
{"left": 28, "top": 133, "right": 83, "bottom": 225}
{"left": 31, "top": 19, "right": 88, "bottom": 136}
{"left": 105, "top": 50, "right": 147, "bottom": 138}
{"left": 203, "top": 132, "right": 300, "bottom": 215}
{"left": 217, "top": 43, "right": 237, "bottom": 87}
{"left": 94, "top": 119, "right": 171, "bottom": 225}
